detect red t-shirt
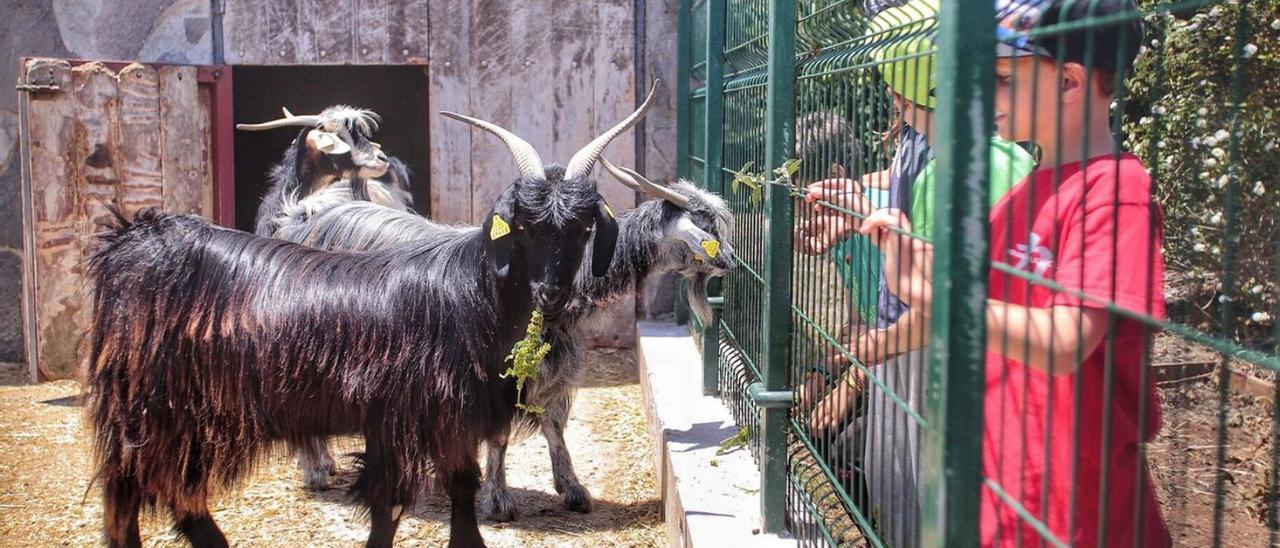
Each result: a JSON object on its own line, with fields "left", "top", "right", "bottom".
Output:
{"left": 981, "top": 153, "right": 1171, "bottom": 547}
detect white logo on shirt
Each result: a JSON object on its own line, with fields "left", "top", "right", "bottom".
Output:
{"left": 1009, "top": 233, "right": 1055, "bottom": 276}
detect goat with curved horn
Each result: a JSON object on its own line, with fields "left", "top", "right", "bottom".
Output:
{"left": 563, "top": 80, "right": 661, "bottom": 181}
{"left": 600, "top": 157, "right": 692, "bottom": 209}
{"left": 235, "top": 107, "right": 323, "bottom": 131}
{"left": 439, "top": 112, "right": 545, "bottom": 180}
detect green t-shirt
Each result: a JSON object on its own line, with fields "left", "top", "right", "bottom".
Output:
{"left": 832, "top": 138, "right": 1035, "bottom": 324}
{"left": 908, "top": 138, "right": 1037, "bottom": 239}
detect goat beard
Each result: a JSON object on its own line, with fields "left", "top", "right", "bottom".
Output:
{"left": 685, "top": 272, "right": 713, "bottom": 327}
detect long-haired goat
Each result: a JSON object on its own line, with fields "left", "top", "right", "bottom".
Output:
{"left": 85, "top": 93, "right": 657, "bottom": 547}
{"left": 239, "top": 105, "right": 399, "bottom": 236}
{"left": 267, "top": 151, "right": 736, "bottom": 520}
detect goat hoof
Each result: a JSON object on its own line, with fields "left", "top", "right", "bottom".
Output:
{"left": 302, "top": 467, "right": 333, "bottom": 490}
{"left": 480, "top": 485, "right": 519, "bottom": 522}
{"left": 560, "top": 484, "right": 593, "bottom": 514}
{"left": 301, "top": 458, "right": 337, "bottom": 490}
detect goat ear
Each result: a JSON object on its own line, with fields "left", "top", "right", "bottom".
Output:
{"left": 486, "top": 188, "right": 518, "bottom": 278}
{"left": 591, "top": 200, "right": 619, "bottom": 277}
{"left": 307, "top": 130, "right": 351, "bottom": 156}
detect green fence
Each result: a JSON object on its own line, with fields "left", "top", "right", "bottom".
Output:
{"left": 677, "top": 0, "right": 1280, "bottom": 545}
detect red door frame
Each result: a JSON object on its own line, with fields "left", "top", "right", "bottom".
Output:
{"left": 62, "top": 60, "right": 236, "bottom": 227}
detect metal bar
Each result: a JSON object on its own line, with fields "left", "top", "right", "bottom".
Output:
{"left": 198, "top": 66, "right": 236, "bottom": 228}
{"left": 16, "top": 58, "right": 39, "bottom": 382}
{"left": 920, "top": 0, "right": 994, "bottom": 545}
{"left": 676, "top": 0, "right": 694, "bottom": 180}
{"left": 704, "top": 296, "right": 724, "bottom": 395}
{"left": 747, "top": 382, "right": 794, "bottom": 407}
{"left": 759, "top": 0, "right": 796, "bottom": 534}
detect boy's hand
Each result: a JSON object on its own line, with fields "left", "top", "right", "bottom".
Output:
{"left": 803, "top": 177, "right": 863, "bottom": 206}
{"left": 804, "top": 177, "right": 877, "bottom": 219}
{"left": 795, "top": 214, "right": 854, "bottom": 255}
{"left": 859, "top": 208, "right": 934, "bottom": 310}
{"left": 809, "top": 371, "right": 863, "bottom": 433}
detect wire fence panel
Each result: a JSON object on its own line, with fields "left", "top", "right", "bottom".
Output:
{"left": 674, "top": 0, "right": 1280, "bottom": 545}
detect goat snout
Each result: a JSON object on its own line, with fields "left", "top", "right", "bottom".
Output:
{"left": 533, "top": 283, "right": 569, "bottom": 312}
{"left": 712, "top": 252, "right": 737, "bottom": 272}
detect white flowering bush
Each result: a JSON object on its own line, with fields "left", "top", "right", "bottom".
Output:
{"left": 1124, "top": 0, "right": 1279, "bottom": 341}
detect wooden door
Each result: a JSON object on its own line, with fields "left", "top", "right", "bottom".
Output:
{"left": 17, "top": 58, "right": 232, "bottom": 381}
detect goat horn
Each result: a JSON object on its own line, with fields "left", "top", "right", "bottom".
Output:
{"left": 236, "top": 107, "right": 324, "bottom": 131}
{"left": 563, "top": 79, "right": 661, "bottom": 182}
{"left": 599, "top": 158, "right": 644, "bottom": 192}
{"left": 603, "top": 159, "right": 692, "bottom": 209}
{"left": 439, "top": 112, "right": 545, "bottom": 180}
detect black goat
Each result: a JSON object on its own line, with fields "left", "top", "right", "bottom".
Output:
{"left": 266, "top": 151, "right": 736, "bottom": 521}
{"left": 239, "top": 105, "right": 394, "bottom": 236}
{"left": 85, "top": 94, "right": 656, "bottom": 547}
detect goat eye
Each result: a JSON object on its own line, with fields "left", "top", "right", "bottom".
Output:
{"left": 585, "top": 227, "right": 594, "bottom": 234}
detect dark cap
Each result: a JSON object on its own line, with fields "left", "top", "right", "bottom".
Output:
{"left": 995, "top": 0, "right": 1144, "bottom": 73}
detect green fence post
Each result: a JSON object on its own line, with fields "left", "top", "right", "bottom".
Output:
{"left": 920, "top": 0, "right": 993, "bottom": 546}
{"left": 700, "top": 0, "right": 727, "bottom": 396}
{"left": 673, "top": 0, "right": 694, "bottom": 326}
{"left": 758, "top": 0, "right": 796, "bottom": 534}
{"left": 676, "top": 0, "right": 693, "bottom": 181}
{"left": 704, "top": 296, "right": 724, "bottom": 395}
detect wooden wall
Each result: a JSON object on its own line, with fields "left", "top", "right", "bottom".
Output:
{"left": 224, "top": 0, "right": 643, "bottom": 224}
{"left": 21, "top": 59, "right": 212, "bottom": 380}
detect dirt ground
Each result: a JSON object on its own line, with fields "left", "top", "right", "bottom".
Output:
{"left": 0, "top": 348, "right": 664, "bottom": 547}
{"left": 1150, "top": 334, "right": 1279, "bottom": 547}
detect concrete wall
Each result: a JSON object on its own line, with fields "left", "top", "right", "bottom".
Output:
{"left": 0, "top": 0, "right": 678, "bottom": 365}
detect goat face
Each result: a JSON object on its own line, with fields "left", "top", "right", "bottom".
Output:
{"left": 302, "top": 106, "right": 390, "bottom": 183}
{"left": 662, "top": 185, "right": 737, "bottom": 277}
{"left": 485, "top": 170, "right": 618, "bottom": 315}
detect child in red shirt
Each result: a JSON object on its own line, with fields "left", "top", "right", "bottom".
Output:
{"left": 858, "top": 0, "right": 1172, "bottom": 545}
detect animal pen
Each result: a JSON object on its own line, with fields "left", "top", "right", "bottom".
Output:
{"left": 677, "top": 0, "right": 1280, "bottom": 546}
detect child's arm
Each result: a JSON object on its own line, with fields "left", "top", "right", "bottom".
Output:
{"left": 861, "top": 210, "right": 1109, "bottom": 376}
{"left": 857, "top": 309, "right": 929, "bottom": 365}
{"left": 984, "top": 302, "right": 1108, "bottom": 375}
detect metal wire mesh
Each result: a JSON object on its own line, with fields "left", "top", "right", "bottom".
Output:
{"left": 677, "top": 0, "right": 1280, "bottom": 545}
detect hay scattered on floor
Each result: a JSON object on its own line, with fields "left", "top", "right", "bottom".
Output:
{"left": 0, "top": 350, "right": 664, "bottom": 547}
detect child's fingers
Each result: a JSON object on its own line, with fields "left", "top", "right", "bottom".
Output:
{"left": 804, "top": 178, "right": 860, "bottom": 203}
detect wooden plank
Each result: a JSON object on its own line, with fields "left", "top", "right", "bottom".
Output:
{"left": 224, "top": 0, "right": 300, "bottom": 64}
{"left": 355, "top": 0, "right": 390, "bottom": 63}
{"left": 644, "top": 0, "right": 681, "bottom": 183}
{"left": 199, "top": 86, "right": 216, "bottom": 217}
{"left": 159, "top": 66, "right": 206, "bottom": 215}
{"left": 24, "top": 59, "right": 83, "bottom": 380}
{"left": 117, "top": 64, "right": 164, "bottom": 217}
{"left": 298, "top": 0, "right": 355, "bottom": 63}
{"left": 549, "top": 2, "right": 597, "bottom": 174}
{"left": 467, "top": 0, "right": 517, "bottom": 221}
{"left": 388, "top": 0, "right": 430, "bottom": 63}
{"left": 587, "top": 0, "right": 639, "bottom": 348}
{"left": 593, "top": 0, "right": 639, "bottom": 211}
{"left": 427, "top": 0, "right": 473, "bottom": 223}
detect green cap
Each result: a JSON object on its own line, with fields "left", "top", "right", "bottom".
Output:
{"left": 867, "top": 0, "right": 940, "bottom": 109}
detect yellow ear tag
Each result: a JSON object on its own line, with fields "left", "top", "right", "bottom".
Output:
{"left": 701, "top": 239, "right": 720, "bottom": 259}
{"left": 604, "top": 203, "right": 615, "bottom": 219}
{"left": 490, "top": 215, "right": 511, "bottom": 240}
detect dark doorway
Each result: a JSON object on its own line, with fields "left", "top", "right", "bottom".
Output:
{"left": 232, "top": 65, "right": 431, "bottom": 232}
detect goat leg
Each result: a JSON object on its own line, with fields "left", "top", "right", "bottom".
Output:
{"left": 479, "top": 433, "right": 519, "bottom": 522}
{"left": 540, "top": 398, "right": 593, "bottom": 513}
{"left": 172, "top": 503, "right": 229, "bottom": 548}
{"left": 295, "top": 436, "right": 338, "bottom": 489}
{"left": 102, "top": 476, "right": 142, "bottom": 548}
{"left": 442, "top": 456, "right": 487, "bottom": 548}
